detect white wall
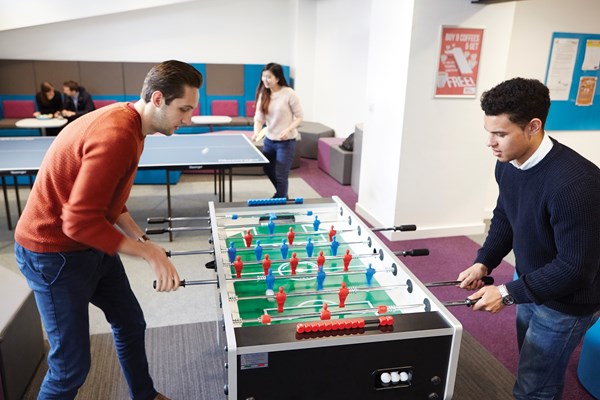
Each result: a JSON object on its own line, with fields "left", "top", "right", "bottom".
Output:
{"left": 0, "top": 0, "right": 196, "bottom": 31}
{"left": 309, "top": 0, "right": 371, "bottom": 137}
{"left": 357, "top": 0, "right": 517, "bottom": 240}
{"left": 291, "top": 0, "right": 318, "bottom": 123}
{"left": 355, "top": 0, "right": 415, "bottom": 228}
{"left": 0, "top": 0, "right": 295, "bottom": 65}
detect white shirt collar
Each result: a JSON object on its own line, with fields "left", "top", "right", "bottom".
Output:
{"left": 510, "top": 132, "right": 553, "bottom": 170}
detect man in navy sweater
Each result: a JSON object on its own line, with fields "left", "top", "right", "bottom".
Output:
{"left": 458, "top": 78, "right": 600, "bottom": 399}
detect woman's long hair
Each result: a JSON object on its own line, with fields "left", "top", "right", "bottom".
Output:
{"left": 39, "top": 82, "right": 54, "bottom": 105}
{"left": 255, "top": 63, "right": 289, "bottom": 116}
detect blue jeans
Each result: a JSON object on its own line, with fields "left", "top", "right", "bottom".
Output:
{"left": 15, "top": 243, "right": 157, "bottom": 400}
{"left": 262, "top": 138, "right": 296, "bottom": 198}
{"left": 514, "top": 303, "right": 600, "bottom": 399}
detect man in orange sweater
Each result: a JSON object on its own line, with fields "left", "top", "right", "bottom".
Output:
{"left": 14, "top": 60, "right": 202, "bottom": 400}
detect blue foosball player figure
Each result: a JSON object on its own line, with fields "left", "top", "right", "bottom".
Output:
{"left": 254, "top": 240, "right": 263, "bottom": 261}
{"left": 366, "top": 264, "right": 376, "bottom": 286}
{"left": 306, "top": 237, "right": 314, "bottom": 258}
{"left": 227, "top": 242, "right": 236, "bottom": 263}
{"left": 280, "top": 239, "right": 289, "bottom": 260}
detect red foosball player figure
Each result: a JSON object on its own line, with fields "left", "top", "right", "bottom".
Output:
{"left": 320, "top": 303, "right": 331, "bottom": 320}
{"left": 276, "top": 286, "right": 287, "bottom": 313}
{"left": 338, "top": 282, "right": 349, "bottom": 308}
{"left": 234, "top": 255, "right": 244, "bottom": 278}
{"left": 287, "top": 227, "right": 295, "bottom": 245}
{"left": 343, "top": 249, "right": 352, "bottom": 271}
{"left": 290, "top": 252, "right": 299, "bottom": 275}
{"left": 244, "top": 230, "right": 253, "bottom": 248}
{"left": 262, "top": 254, "right": 271, "bottom": 275}
{"left": 328, "top": 225, "right": 336, "bottom": 242}
{"left": 317, "top": 250, "right": 325, "bottom": 267}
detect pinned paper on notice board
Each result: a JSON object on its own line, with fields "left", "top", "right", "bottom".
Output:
{"left": 582, "top": 40, "right": 600, "bottom": 71}
{"left": 575, "top": 76, "right": 597, "bottom": 106}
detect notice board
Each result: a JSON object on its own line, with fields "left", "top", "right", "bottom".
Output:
{"left": 545, "top": 32, "right": 600, "bottom": 130}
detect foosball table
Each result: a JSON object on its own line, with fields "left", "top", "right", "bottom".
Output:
{"left": 205, "top": 196, "right": 463, "bottom": 400}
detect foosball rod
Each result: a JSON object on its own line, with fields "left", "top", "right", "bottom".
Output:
{"left": 147, "top": 209, "right": 339, "bottom": 225}
{"left": 227, "top": 276, "right": 495, "bottom": 301}
{"left": 222, "top": 238, "right": 348, "bottom": 251}
{"left": 147, "top": 210, "right": 322, "bottom": 223}
{"left": 223, "top": 248, "right": 429, "bottom": 267}
{"left": 224, "top": 265, "right": 397, "bottom": 282}
{"left": 165, "top": 249, "right": 214, "bottom": 257}
{"left": 145, "top": 226, "right": 212, "bottom": 235}
{"left": 223, "top": 239, "right": 364, "bottom": 251}
{"left": 227, "top": 253, "right": 379, "bottom": 268}
{"left": 218, "top": 223, "right": 417, "bottom": 238}
{"left": 147, "top": 216, "right": 210, "bottom": 224}
{"left": 229, "top": 282, "right": 439, "bottom": 302}
{"left": 235, "top": 305, "right": 409, "bottom": 325}
{"left": 154, "top": 276, "right": 493, "bottom": 291}
{"left": 152, "top": 279, "right": 218, "bottom": 289}
{"left": 235, "top": 297, "right": 485, "bottom": 326}
{"left": 224, "top": 236, "right": 422, "bottom": 252}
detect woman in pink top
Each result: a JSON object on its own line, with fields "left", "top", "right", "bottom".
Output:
{"left": 252, "top": 63, "right": 304, "bottom": 199}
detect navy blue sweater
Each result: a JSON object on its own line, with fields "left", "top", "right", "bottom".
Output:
{"left": 476, "top": 138, "right": 600, "bottom": 315}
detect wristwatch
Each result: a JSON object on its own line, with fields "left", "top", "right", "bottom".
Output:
{"left": 498, "top": 284, "right": 515, "bottom": 306}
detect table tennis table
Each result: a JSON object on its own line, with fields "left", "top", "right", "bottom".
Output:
{"left": 0, "top": 133, "right": 269, "bottom": 238}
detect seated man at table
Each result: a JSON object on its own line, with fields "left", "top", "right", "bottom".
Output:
{"left": 60, "top": 80, "right": 95, "bottom": 123}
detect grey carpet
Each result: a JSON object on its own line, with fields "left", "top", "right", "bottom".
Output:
{"left": 22, "top": 321, "right": 513, "bottom": 400}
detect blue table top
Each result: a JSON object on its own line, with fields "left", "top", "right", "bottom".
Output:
{"left": 0, "top": 133, "right": 268, "bottom": 174}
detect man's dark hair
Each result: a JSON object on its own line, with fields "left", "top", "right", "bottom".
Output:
{"left": 63, "top": 80, "right": 79, "bottom": 91}
{"left": 480, "top": 77, "right": 551, "bottom": 128}
{"left": 141, "top": 60, "right": 203, "bottom": 105}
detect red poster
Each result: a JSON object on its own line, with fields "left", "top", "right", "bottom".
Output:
{"left": 435, "top": 27, "right": 484, "bottom": 97}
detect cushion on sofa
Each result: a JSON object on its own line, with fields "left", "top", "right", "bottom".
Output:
{"left": 92, "top": 99, "right": 117, "bottom": 109}
{"left": 2, "top": 100, "right": 35, "bottom": 119}
{"left": 211, "top": 100, "right": 238, "bottom": 117}
{"left": 246, "top": 100, "right": 256, "bottom": 118}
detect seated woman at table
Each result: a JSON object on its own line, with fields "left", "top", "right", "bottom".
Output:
{"left": 34, "top": 81, "right": 63, "bottom": 118}
{"left": 34, "top": 81, "right": 64, "bottom": 135}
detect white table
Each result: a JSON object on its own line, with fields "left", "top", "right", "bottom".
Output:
{"left": 191, "top": 115, "right": 232, "bottom": 131}
{"left": 16, "top": 118, "right": 67, "bottom": 136}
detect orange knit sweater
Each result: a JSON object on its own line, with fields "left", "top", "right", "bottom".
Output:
{"left": 15, "top": 103, "right": 144, "bottom": 255}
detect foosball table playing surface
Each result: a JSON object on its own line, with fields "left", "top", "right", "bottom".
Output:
{"left": 208, "top": 196, "right": 463, "bottom": 400}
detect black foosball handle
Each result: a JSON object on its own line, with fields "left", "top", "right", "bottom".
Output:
{"left": 152, "top": 279, "right": 219, "bottom": 289}
{"left": 426, "top": 276, "right": 494, "bottom": 287}
{"left": 147, "top": 217, "right": 170, "bottom": 224}
{"left": 395, "top": 248, "right": 429, "bottom": 257}
{"left": 153, "top": 279, "right": 186, "bottom": 289}
{"left": 372, "top": 225, "right": 417, "bottom": 232}
{"left": 146, "top": 228, "right": 168, "bottom": 235}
